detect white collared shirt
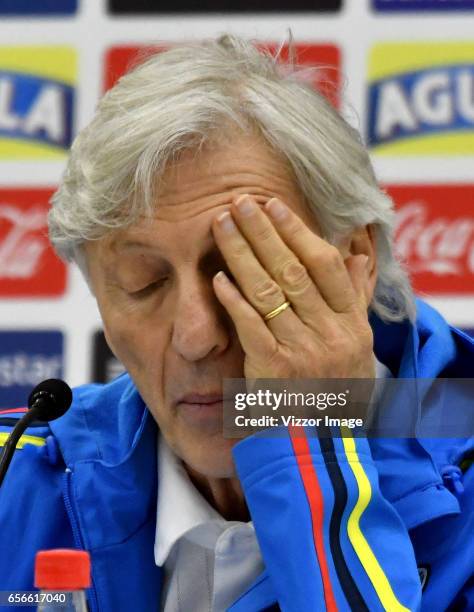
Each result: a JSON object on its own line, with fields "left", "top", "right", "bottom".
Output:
{"left": 154, "top": 359, "right": 392, "bottom": 611}
{"left": 155, "top": 436, "right": 264, "bottom": 612}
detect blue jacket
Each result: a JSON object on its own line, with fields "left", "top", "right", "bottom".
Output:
{"left": 0, "top": 299, "right": 473, "bottom": 611}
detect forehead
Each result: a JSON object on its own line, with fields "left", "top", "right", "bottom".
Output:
{"left": 96, "top": 131, "right": 311, "bottom": 261}
{"left": 153, "top": 131, "right": 298, "bottom": 213}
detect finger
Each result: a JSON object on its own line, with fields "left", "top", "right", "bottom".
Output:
{"left": 344, "top": 254, "right": 369, "bottom": 310}
{"left": 212, "top": 270, "right": 278, "bottom": 360}
{"left": 264, "top": 198, "right": 358, "bottom": 314}
{"left": 231, "top": 195, "right": 331, "bottom": 325}
{"left": 212, "top": 211, "right": 301, "bottom": 341}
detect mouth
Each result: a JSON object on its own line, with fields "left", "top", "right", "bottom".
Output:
{"left": 178, "top": 393, "right": 223, "bottom": 405}
{"left": 176, "top": 392, "right": 224, "bottom": 431}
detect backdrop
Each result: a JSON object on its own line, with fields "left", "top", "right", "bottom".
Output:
{"left": 0, "top": 0, "right": 473, "bottom": 407}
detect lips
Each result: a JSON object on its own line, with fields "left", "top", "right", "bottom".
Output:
{"left": 178, "top": 393, "right": 223, "bottom": 405}
{"left": 175, "top": 392, "right": 225, "bottom": 432}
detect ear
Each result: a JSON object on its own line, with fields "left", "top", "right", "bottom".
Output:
{"left": 338, "top": 224, "right": 378, "bottom": 307}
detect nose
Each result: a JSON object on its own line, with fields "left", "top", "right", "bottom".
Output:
{"left": 171, "top": 276, "right": 231, "bottom": 362}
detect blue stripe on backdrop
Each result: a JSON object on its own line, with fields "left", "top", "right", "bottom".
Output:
{"left": 0, "top": 0, "right": 77, "bottom": 14}
{"left": 373, "top": 0, "right": 474, "bottom": 10}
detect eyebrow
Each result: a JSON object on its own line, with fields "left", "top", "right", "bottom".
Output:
{"left": 111, "top": 235, "right": 224, "bottom": 267}
{"left": 114, "top": 239, "right": 161, "bottom": 253}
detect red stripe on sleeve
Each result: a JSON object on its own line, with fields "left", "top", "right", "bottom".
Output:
{"left": 289, "top": 425, "right": 338, "bottom": 612}
{"left": 0, "top": 407, "right": 28, "bottom": 414}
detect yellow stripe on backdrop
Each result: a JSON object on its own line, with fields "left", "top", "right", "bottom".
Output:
{"left": 368, "top": 42, "right": 474, "bottom": 81}
{"left": 0, "top": 47, "right": 77, "bottom": 85}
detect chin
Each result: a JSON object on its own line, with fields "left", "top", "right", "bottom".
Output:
{"left": 150, "top": 396, "right": 241, "bottom": 478}
{"left": 179, "top": 429, "right": 238, "bottom": 479}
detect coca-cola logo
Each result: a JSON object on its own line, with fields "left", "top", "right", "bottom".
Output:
{"left": 0, "top": 189, "right": 67, "bottom": 297}
{"left": 388, "top": 184, "right": 474, "bottom": 295}
{"left": 0, "top": 205, "right": 48, "bottom": 279}
{"left": 395, "top": 201, "right": 474, "bottom": 275}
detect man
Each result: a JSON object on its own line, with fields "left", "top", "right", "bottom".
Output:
{"left": 0, "top": 35, "right": 472, "bottom": 611}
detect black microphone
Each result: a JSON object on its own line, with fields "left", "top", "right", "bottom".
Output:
{"left": 0, "top": 379, "right": 73, "bottom": 487}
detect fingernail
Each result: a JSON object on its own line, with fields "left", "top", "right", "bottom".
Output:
{"left": 215, "top": 271, "right": 229, "bottom": 283}
{"left": 265, "top": 198, "right": 287, "bottom": 220}
{"left": 217, "top": 212, "right": 236, "bottom": 233}
{"left": 235, "top": 196, "right": 256, "bottom": 216}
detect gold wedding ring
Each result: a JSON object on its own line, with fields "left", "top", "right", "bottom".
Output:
{"left": 263, "top": 300, "right": 291, "bottom": 322}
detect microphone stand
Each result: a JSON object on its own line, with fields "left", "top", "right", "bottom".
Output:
{"left": 0, "top": 400, "right": 45, "bottom": 487}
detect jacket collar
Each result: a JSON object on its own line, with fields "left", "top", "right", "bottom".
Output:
{"left": 369, "top": 299, "right": 473, "bottom": 529}
{"left": 50, "top": 373, "right": 150, "bottom": 466}
{"left": 371, "top": 298, "right": 473, "bottom": 379}
{"left": 50, "top": 377, "right": 159, "bottom": 547}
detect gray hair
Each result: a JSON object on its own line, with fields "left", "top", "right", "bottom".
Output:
{"left": 49, "top": 34, "right": 415, "bottom": 322}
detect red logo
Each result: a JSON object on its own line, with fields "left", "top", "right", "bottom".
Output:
{"left": 0, "top": 189, "right": 67, "bottom": 297}
{"left": 387, "top": 185, "right": 474, "bottom": 295}
{"left": 104, "top": 43, "right": 341, "bottom": 106}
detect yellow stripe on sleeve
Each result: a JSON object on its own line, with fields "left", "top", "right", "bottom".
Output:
{"left": 342, "top": 433, "right": 410, "bottom": 612}
{"left": 0, "top": 431, "right": 46, "bottom": 449}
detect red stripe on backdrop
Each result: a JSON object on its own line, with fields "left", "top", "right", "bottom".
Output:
{"left": 289, "top": 425, "right": 338, "bottom": 612}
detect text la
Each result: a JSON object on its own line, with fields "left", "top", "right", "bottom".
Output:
{"left": 0, "top": 78, "right": 65, "bottom": 144}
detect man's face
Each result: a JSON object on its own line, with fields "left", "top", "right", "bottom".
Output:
{"left": 85, "top": 133, "right": 319, "bottom": 477}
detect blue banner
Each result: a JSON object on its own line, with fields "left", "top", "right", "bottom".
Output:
{"left": 0, "top": 0, "right": 77, "bottom": 14}
{"left": 373, "top": 0, "right": 474, "bottom": 10}
{"left": 0, "top": 71, "right": 74, "bottom": 149}
{"left": 367, "top": 65, "right": 474, "bottom": 147}
{"left": 0, "top": 331, "right": 63, "bottom": 409}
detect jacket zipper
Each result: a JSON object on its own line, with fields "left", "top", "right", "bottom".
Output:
{"left": 63, "top": 468, "right": 100, "bottom": 612}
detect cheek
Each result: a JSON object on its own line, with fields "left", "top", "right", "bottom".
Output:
{"left": 102, "top": 307, "right": 169, "bottom": 391}
{"left": 103, "top": 321, "right": 141, "bottom": 369}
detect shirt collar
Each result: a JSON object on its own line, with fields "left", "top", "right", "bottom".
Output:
{"left": 375, "top": 355, "right": 392, "bottom": 379}
{"left": 154, "top": 434, "right": 224, "bottom": 566}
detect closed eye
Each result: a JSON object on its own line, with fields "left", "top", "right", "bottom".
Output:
{"left": 127, "top": 278, "right": 168, "bottom": 299}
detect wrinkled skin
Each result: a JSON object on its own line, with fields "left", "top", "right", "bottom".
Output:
{"left": 85, "top": 133, "right": 377, "bottom": 518}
